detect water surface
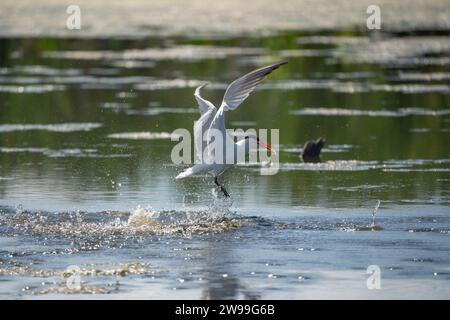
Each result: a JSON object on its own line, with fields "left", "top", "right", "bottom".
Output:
{"left": 0, "top": 26, "right": 449, "bottom": 299}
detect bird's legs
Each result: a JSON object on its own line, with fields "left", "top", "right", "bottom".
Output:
{"left": 214, "top": 177, "right": 230, "bottom": 197}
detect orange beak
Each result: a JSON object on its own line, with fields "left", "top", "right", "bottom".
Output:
{"left": 258, "top": 141, "right": 273, "bottom": 152}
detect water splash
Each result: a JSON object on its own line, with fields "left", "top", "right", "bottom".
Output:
{"left": 0, "top": 206, "right": 249, "bottom": 241}
{"left": 371, "top": 200, "right": 381, "bottom": 228}
{"left": 352, "top": 200, "right": 383, "bottom": 231}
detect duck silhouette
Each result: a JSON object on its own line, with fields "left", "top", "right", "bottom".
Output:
{"left": 301, "top": 137, "right": 326, "bottom": 163}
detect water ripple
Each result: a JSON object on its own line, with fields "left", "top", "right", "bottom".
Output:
{"left": 0, "top": 123, "right": 103, "bottom": 133}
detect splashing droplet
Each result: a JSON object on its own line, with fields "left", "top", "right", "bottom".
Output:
{"left": 371, "top": 200, "right": 381, "bottom": 228}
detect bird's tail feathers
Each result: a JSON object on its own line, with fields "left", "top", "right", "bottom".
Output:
{"left": 176, "top": 168, "right": 193, "bottom": 179}
{"left": 176, "top": 164, "right": 208, "bottom": 179}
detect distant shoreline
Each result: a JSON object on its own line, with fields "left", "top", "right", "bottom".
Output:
{"left": 1, "top": 0, "right": 449, "bottom": 38}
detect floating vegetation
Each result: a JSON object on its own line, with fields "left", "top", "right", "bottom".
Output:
{"left": 278, "top": 160, "right": 380, "bottom": 171}
{"left": 101, "top": 102, "right": 130, "bottom": 111}
{"left": 107, "top": 131, "right": 177, "bottom": 140}
{"left": 43, "top": 46, "right": 263, "bottom": 62}
{"left": 0, "top": 84, "right": 66, "bottom": 93}
{"left": 408, "top": 228, "right": 450, "bottom": 234}
{"left": 0, "top": 123, "right": 103, "bottom": 133}
{"left": 275, "top": 159, "right": 450, "bottom": 172}
{"left": 125, "top": 107, "right": 198, "bottom": 116}
{"left": 0, "top": 147, "right": 130, "bottom": 158}
{"left": 0, "top": 262, "right": 162, "bottom": 278}
{"left": 3, "top": 262, "right": 163, "bottom": 295}
{"left": 29, "top": 283, "right": 112, "bottom": 295}
{"left": 290, "top": 107, "right": 450, "bottom": 117}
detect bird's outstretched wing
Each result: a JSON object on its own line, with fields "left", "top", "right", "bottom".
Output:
{"left": 194, "top": 83, "right": 215, "bottom": 115}
{"left": 205, "top": 62, "right": 286, "bottom": 162}
{"left": 193, "top": 83, "right": 217, "bottom": 163}
{"left": 220, "top": 62, "right": 287, "bottom": 111}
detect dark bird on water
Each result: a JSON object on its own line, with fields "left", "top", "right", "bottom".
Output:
{"left": 301, "top": 137, "right": 325, "bottom": 163}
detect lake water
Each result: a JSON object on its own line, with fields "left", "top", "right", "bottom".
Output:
{"left": 0, "top": 21, "right": 449, "bottom": 298}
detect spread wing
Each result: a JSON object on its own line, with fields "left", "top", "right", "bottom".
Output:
{"left": 194, "top": 83, "right": 215, "bottom": 115}
{"left": 193, "top": 83, "right": 216, "bottom": 163}
{"left": 220, "top": 62, "right": 287, "bottom": 111}
{"left": 196, "top": 62, "right": 286, "bottom": 164}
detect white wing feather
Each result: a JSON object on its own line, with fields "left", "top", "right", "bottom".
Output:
{"left": 193, "top": 83, "right": 217, "bottom": 163}
{"left": 193, "top": 63, "right": 286, "bottom": 165}
{"left": 194, "top": 83, "right": 215, "bottom": 115}
{"left": 206, "top": 105, "right": 233, "bottom": 163}
{"left": 220, "top": 62, "right": 286, "bottom": 111}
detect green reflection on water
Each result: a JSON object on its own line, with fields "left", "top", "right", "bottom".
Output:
{"left": 0, "top": 31, "right": 449, "bottom": 209}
